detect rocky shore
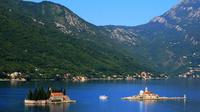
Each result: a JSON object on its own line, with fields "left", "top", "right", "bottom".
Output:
{"left": 24, "top": 100, "right": 47, "bottom": 105}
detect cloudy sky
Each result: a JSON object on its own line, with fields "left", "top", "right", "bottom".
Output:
{"left": 29, "top": 0, "right": 179, "bottom": 26}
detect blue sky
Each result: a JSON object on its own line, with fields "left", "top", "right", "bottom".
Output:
{"left": 29, "top": 0, "right": 180, "bottom": 26}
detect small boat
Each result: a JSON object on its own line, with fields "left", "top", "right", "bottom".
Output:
{"left": 99, "top": 95, "right": 108, "bottom": 100}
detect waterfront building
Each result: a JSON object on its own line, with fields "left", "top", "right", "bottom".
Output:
{"left": 49, "top": 92, "right": 70, "bottom": 103}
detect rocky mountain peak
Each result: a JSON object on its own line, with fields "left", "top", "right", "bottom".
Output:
{"left": 131, "top": 0, "right": 200, "bottom": 73}
{"left": 22, "top": 1, "right": 95, "bottom": 35}
{"left": 181, "top": 0, "right": 200, "bottom": 4}
{"left": 149, "top": 0, "right": 200, "bottom": 34}
{"left": 151, "top": 0, "right": 200, "bottom": 24}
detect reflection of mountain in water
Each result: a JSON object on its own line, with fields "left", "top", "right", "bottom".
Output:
{"left": 25, "top": 103, "right": 70, "bottom": 112}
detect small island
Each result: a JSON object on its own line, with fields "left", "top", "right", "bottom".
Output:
{"left": 122, "top": 87, "right": 186, "bottom": 101}
{"left": 24, "top": 87, "right": 76, "bottom": 105}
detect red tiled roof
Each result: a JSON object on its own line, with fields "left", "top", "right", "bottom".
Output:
{"left": 143, "top": 91, "right": 152, "bottom": 94}
{"left": 51, "top": 92, "right": 64, "bottom": 96}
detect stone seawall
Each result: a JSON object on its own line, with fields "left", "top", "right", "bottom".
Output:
{"left": 24, "top": 100, "right": 47, "bottom": 105}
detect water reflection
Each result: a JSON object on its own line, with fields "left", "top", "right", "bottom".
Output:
{"left": 139, "top": 100, "right": 156, "bottom": 112}
{"left": 25, "top": 103, "right": 70, "bottom": 112}
{"left": 24, "top": 105, "right": 49, "bottom": 112}
{"left": 183, "top": 99, "right": 187, "bottom": 112}
{"left": 49, "top": 103, "right": 69, "bottom": 112}
{"left": 10, "top": 80, "right": 19, "bottom": 86}
{"left": 138, "top": 100, "right": 188, "bottom": 112}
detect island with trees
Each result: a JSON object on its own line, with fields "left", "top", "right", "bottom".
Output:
{"left": 24, "top": 87, "right": 76, "bottom": 105}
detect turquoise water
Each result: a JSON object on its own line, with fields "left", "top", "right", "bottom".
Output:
{"left": 0, "top": 78, "right": 200, "bottom": 112}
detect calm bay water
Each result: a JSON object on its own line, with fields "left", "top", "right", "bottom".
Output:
{"left": 0, "top": 78, "right": 200, "bottom": 112}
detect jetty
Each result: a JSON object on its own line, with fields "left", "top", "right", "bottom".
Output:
{"left": 122, "top": 87, "right": 186, "bottom": 101}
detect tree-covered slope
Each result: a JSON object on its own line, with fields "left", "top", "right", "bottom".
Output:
{"left": 0, "top": 0, "right": 150, "bottom": 78}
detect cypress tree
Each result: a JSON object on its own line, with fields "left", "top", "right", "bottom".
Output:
{"left": 63, "top": 89, "right": 66, "bottom": 95}
{"left": 47, "top": 89, "right": 51, "bottom": 99}
{"left": 27, "top": 89, "right": 33, "bottom": 100}
{"left": 33, "top": 88, "right": 39, "bottom": 100}
{"left": 27, "top": 87, "right": 57, "bottom": 100}
{"left": 41, "top": 87, "right": 47, "bottom": 100}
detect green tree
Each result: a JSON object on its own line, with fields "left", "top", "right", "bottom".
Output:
{"left": 27, "top": 89, "right": 33, "bottom": 100}
{"left": 33, "top": 88, "right": 39, "bottom": 100}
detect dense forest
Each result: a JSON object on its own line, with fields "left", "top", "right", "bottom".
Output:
{"left": 27, "top": 87, "right": 66, "bottom": 100}
{"left": 0, "top": 0, "right": 152, "bottom": 78}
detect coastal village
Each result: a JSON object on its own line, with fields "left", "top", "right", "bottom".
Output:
{"left": 0, "top": 71, "right": 168, "bottom": 82}
{"left": 1, "top": 69, "right": 200, "bottom": 82}
{"left": 179, "top": 67, "right": 200, "bottom": 78}
{"left": 0, "top": 72, "right": 27, "bottom": 81}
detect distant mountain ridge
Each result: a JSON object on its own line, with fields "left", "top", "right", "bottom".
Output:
{"left": 105, "top": 0, "right": 200, "bottom": 74}
{"left": 134, "top": 0, "right": 200, "bottom": 73}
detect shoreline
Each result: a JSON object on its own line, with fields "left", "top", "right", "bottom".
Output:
{"left": 0, "top": 77, "right": 169, "bottom": 82}
{"left": 24, "top": 99, "right": 76, "bottom": 105}
{"left": 122, "top": 96, "right": 186, "bottom": 101}
{"left": 24, "top": 100, "right": 47, "bottom": 105}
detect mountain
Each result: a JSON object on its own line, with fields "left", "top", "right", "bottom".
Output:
{"left": 0, "top": 0, "right": 152, "bottom": 78}
{"left": 1, "top": 0, "right": 199, "bottom": 77}
{"left": 108, "top": 0, "right": 200, "bottom": 74}
{"left": 136, "top": 0, "right": 200, "bottom": 73}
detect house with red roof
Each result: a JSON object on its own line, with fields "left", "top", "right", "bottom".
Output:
{"left": 49, "top": 92, "right": 70, "bottom": 103}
